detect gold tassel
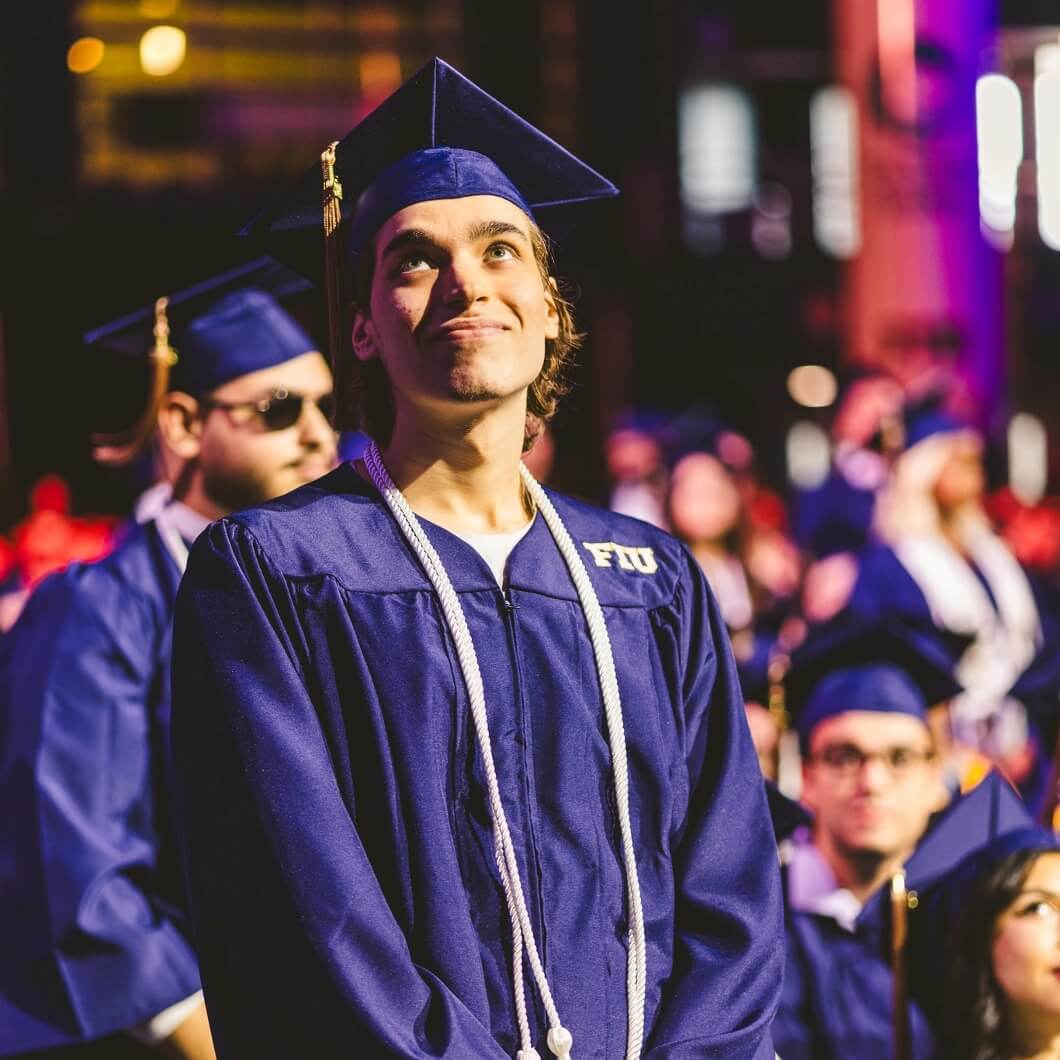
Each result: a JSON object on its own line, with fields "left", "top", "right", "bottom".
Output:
{"left": 768, "top": 651, "right": 801, "bottom": 798}
{"left": 93, "top": 297, "right": 178, "bottom": 466}
{"left": 321, "top": 142, "right": 349, "bottom": 427}
{"left": 891, "top": 869, "right": 915, "bottom": 1060}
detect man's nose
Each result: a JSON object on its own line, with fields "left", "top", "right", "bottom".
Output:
{"left": 856, "top": 754, "right": 891, "bottom": 792}
{"left": 440, "top": 255, "right": 487, "bottom": 306}
{"left": 298, "top": 398, "right": 338, "bottom": 455}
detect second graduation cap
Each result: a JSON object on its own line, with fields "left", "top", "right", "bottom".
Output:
{"left": 785, "top": 617, "right": 965, "bottom": 752}
{"left": 85, "top": 257, "right": 318, "bottom": 464}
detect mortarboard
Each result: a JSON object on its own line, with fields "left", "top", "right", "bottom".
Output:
{"left": 237, "top": 57, "right": 618, "bottom": 420}
{"left": 786, "top": 617, "right": 964, "bottom": 753}
{"left": 902, "top": 407, "right": 973, "bottom": 450}
{"left": 663, "top": 404, "right": 755, "bottom": 472}
{"left": 850, "top": 772, "right": 1039, "bottom": 1058}
{"left": 240, "top": 57, "right": 619, "bottom": 276}
{"left": 85, "top": 257, "right": 318, "bottom": 464}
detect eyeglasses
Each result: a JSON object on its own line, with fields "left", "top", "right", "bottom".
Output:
{"left": 810, "top": 744, "right": 935, "bottom": 779}
{"left": 202, "top": 389, "right": 335, "bottom": 432}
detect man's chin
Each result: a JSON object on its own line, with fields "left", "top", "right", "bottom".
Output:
{"left": 840, "top": 829, "right": 903, "bottom": 859}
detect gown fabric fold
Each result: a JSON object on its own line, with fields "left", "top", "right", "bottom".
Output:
{"left": 0, "top": 522, "right": 200, "bottom": 1055}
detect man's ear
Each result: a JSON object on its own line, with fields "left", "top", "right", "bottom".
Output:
{"left": 351, "top": 311, "right": 380, "bottom": 362}
{"left": 156, "top": 392, "right": 204, "bottom": 461}
{"left": 543, "top": 277, "right": 560, "bottom": 342}
{"left": 800, "top": 761, "right": 818, "bottom": 813}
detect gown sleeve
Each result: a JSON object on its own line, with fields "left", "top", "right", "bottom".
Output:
{"left": 643, "top": 553, "right": 784, "bottom": 1060}
{"left": 2, "top": 564, "right": 200, "bottom": 1040}
{"left": 171, "top": 519, "right": 509, "bottom": 1060}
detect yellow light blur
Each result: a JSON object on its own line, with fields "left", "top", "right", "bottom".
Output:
{"left": 787, "top": 364, "right": 838, "bottom": 409}
{"left": 139, "top": 0, "right": 180, "bottom": 17}
{"left": 359, "top": 52, "right": 402, "bottom": 97}
{"left": 139, "top": 25, "right": 186, "bottom": 77}
{"left": 67, "top": 37, "right": 105, "bottom": 75}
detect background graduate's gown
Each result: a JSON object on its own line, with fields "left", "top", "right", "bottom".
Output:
{"left": 0, "top": 522, "right": 200, "bottom": 1055}
{"left": 774, "top": 907, "right": 936, "bottom": 1060}
{"left": 172, "top": 464, "right": 783, "bottom": 1060}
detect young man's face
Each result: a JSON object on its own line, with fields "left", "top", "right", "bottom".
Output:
{"left": 352, "top": 194, "right": 559, "bottom": 426}
{"left": 197, "top": 351, "right": 337, "bottom": 512}
{"left": 801, "top": 710, "right": 945, "bottom": 864}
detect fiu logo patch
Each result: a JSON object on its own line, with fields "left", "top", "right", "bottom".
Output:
{"left": 582, "top": 541, "right": 658, "bottom": 575}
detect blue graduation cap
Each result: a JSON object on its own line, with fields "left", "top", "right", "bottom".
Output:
{"left": 786, "top": 617, "right": 965, "bottom": 753}
{"left": 851, "top": 772, "right": 1038, "bottom": 1058}
{"left": 85, "top": 257, "right": 318, "bottom": 464}
{"left": 240, "top": 56, "right": 619, "bottom": 275}
{"left": 903, "top": 407, "right": 972, "bottom": 450}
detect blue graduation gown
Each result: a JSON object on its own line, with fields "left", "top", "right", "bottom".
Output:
{"left": 774, "top": 908, "right": 936, "bottom": 1060}
{"left": 0, "top": 522, "right": 200, "bottom": 1055}
{"left": 171, "top": 464, "right": 783, "bottom": 1060}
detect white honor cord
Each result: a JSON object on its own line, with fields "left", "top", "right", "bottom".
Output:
{"left": 363, "top": 444, "right": 645, "bottom": 1060}
{"left": 519, "top": 464, "right": 647, "bottom": 1060}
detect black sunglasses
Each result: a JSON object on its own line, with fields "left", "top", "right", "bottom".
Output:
{"left": 202, "top": 388, "right": 335, "bottom": 432}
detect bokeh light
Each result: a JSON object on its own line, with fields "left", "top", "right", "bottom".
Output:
{"left": 139, "top": 25, "right": 186, "bottom": 78}
{"left": 786, "top": 421, "right": 831, "bottom": 489}
{"left": 787, "top": 365, "right": 838, "bottom": 409}
{"left": 976, "top": 74, "right": 1022, "bottom": 246}
{"left": 67, "top": 37, "right": 105, "bottom": 75}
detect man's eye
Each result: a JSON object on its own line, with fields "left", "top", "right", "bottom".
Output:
{"left": 398, "top": 254, "right": 434, "bottom": 273}
{"left": 485, "top": 243, "right": 516, "bottom": 261}
{"left": 823, "top": 747, "right": 860, "bottom": 769}
{"left": 889, "top": 749, "right": 914, "bottom": 768}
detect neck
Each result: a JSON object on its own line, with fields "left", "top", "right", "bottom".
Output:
{"left": 814, "top": 829, "right": 910, "bottom": 904}
{"left": 170, "top": 464, "right": 228, "bottom": 522}
{"left": 937, "top": 502, "right": 987, "bottom": 555}
{"left": 1011, "top": 1020, "right": 1060, "bottom": 1060}
{"left": 377, "top": 399, "right": 532, "bottom": 535}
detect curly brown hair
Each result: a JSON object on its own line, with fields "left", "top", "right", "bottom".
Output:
{"left": 337, "top": 221, "right": 581, "bottom": 452}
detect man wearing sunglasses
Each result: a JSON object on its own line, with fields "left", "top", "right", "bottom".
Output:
{"left": 0, "top": 264, "right": 336, "bottom": 1060}
{"left": 772, "top": 620, "right": 958, "bottom": 1060}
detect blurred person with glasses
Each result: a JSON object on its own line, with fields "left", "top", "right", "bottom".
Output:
{"left": 0, "top": 260, "right": 336, "bottom": 1060}
{"left": 772, "top": 619, "right": 960, "bottom": 1060}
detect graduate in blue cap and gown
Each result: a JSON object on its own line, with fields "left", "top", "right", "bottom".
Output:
{"left": 848, "top": 408, "right": 1055, "bottom": 781}
{"left": 0, "top": 259, "right": 336, "bottom": 1059}
{"left": 171, "top": 57, "right": 783, "bottom": 1060}
{"left": 905, "top": 826, "right": 1060, "bottom": 1059}
{"left": 772, "top": 619, "right": 963, "bottom": 1059}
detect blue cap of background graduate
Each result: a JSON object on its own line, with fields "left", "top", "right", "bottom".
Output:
{"left": 903, "top": 407, "right": 974, "bottom": 449}
{"left": 85, "top": 256, "right": 317, "bottom": 464}
{"left": 904, "top": 823, "right": 1058, "bottom": 1030}
{"left": 238, "top": 57, "right": 618, "bottom": 421}
{"left": 786, "top": 617, "right": 965, "bottom": 753}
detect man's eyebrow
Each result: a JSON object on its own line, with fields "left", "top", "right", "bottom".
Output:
{"left": 466, "top": 219, "right": 530, "bottom": 245}
{"left": 379, "top": 228, "right": 439, "bottom": 261}
{"left": 379, "top": 220, "right": 530, "bottom": 263}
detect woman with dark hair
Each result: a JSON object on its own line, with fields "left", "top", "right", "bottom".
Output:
{"left": 939, "top": 830, "right": 1060, "bottom": 1060}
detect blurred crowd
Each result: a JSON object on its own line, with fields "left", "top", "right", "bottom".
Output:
{"left": 601, "top": 370, "right": 1060, "bottom": 820}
